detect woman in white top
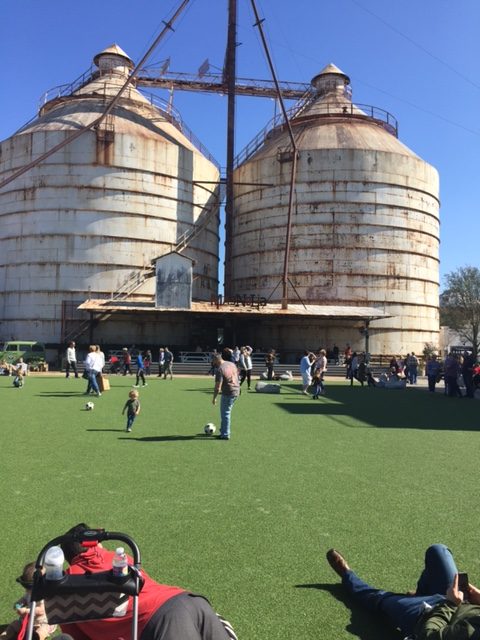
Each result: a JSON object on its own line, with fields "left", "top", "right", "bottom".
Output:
{"left": 84, "top": 345, "right": 102, "bottom": 396}
{"left": 239, "top": 346, "right": 253, "bottom": 390}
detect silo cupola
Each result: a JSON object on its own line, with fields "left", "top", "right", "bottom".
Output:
{"left": 93, "top": 44, "right": 134, "bottom": 77}
{"left": 311, "top": 63, "right": 352, "bottom": 99}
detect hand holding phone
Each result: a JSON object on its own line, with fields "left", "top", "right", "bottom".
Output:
{"left": 458, "top": 572, "right": 469, "bottom": 600}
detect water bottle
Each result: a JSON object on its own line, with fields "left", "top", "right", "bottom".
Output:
{"left": 112, "top": 547, "right": 128, "bottom": 577}
{"left": 44, "top": 546, "right": 64, "bottom": 580}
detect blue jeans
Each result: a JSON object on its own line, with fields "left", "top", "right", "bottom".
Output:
{"left": 87, "top": 370, "right": 100, "bottom": 395}
{"left": 342, "top": 544, "right": 457, "bottom": 635}
{"left": 126, "top": 414, "right": 136, "bottom": 430}
{"left": 220, "top": 394, "right": 237, "bottom": 438}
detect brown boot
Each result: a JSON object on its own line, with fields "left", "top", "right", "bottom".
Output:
{"left": 326, "top": 548, "right": 350, "bottom": 577}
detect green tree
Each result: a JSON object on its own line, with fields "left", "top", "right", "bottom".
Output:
{"left": 440, "top": 266, "right": 480, "bottom": 358}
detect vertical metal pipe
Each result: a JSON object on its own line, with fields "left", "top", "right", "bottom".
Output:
{"left": 223, "top": 0, "right": 237, "bottom": 298}
{"left": 282, "top": 153, "right": 297, "bottom": 308}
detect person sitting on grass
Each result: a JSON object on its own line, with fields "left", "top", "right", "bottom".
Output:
{"left": 0, "top": 561, "right": 73, "bottom": 640}
{"left": 13, "top": 358, "right": 27, "bottom": 388}
{"left": 58, "top": 523, "right": 237, "bottom": 640}
{"left": 326, "top": 544, "right": 480, "bottom": 640}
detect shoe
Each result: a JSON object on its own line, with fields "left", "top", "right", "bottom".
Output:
{"left": 219, "top": 435, "right": 230, "bottom": 440}
{"left": 133, "top": 384, "right": 139, "bottom": 387}
{"left": 143, "top": 383, "right": 148, "bottom": 387}
{"left": 126, "top": 427, "right": 132, "bottom": 432}
{"left": 96, "top": 392, "right": 102, "bottom": 397}
{"left": 326, "top": 549, "right": 350, "bottom": 577}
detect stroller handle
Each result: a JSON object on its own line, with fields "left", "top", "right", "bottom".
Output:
{"left": 35, "top": 529, "right": 142, "bottom": 568}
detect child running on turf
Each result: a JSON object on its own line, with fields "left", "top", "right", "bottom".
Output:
{"left": 122, "top": 389, "right": 140, "bottom": 433}
{"left": 311, "top": 369, "right": 325, "bottom": 399}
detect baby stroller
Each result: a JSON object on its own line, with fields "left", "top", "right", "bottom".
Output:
{"left": 26, "top": 528, "right": 144, "bottom": 640}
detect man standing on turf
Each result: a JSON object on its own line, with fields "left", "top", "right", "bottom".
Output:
{"left": 212, "top": 349, "right": 240, "bottom": 440}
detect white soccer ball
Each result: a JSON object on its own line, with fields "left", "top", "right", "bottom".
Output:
{"left": 204, "top": 423, "right": 216, "bottom": 435}
{"left": 85, "top": 401, "right": 94, "bottom": 411}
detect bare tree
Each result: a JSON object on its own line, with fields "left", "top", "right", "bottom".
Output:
{"left": 440, "top": 266, "right": 480, "bottom": 358}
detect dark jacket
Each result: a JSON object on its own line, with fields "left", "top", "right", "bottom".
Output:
{"left": 415, "top": 601, "right": 480, "bottom": 639}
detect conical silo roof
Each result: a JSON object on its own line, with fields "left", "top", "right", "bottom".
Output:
{"left": 16, "top": 45, "right": 214, "bottom": 160}
{"left": 93, "top": 43, "right": 134, "bottom": 68}
{"left": 242, "top": 62, "right": 418, "bottom": 160}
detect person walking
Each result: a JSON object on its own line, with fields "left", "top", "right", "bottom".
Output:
{"left": 462, "top": 350, "right": 476, "bottom": 398}
{"left": 426, "top": 354, "right": 441, "bottom": 392}
{"left": 163, "top": 347, "right": 174, "bottom": 379}
{"left": 158, "top": 347, "right": 165, "bottom": 377}
{"left": 143, "top": 350, "right": 152, "bottom": 375}
{"left": 265, "top": 350, "right": 275, "bottom": 380}
{"left": 444, "top": 352, "right": 463, "bottom": 397}
{"left": 65, "top": 341, "right": 79, "bottom": 378}
{"left": 406, "top": 351, "right": 419, "bottom": 384}
{"left": 134, "top": 351, "right": 147, "bottom": 387}
{"left": 238, "top": 346, "right": 253, "bottom": 390}
{"left": 84, "top": 345, "right": 102, "bottom": 397}
{"left": 300, "top": 350, "right": 313, "bottom": 395}
{"left": 122, "top": 348, "right": 132, "bottom": 376}
{"left": 122, "top": 389, "right": 141, "bottom": 432}
{"left": 212, "top": 349, "right": 240, "bottom": 440}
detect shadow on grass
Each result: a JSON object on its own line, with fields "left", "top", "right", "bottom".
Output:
{"left": 118, "top": 434, "right": 216, "bottom": 442}
{"left": 295, "top": 582, "right": 402, "bottom": 640}
{"left": 36, "top": 392, "right": 89, "bottom": 398}
{"left": 276, "top": 385, "right": 479, "bottom": 431}
{"left": 87, "top": 429, "right": 126, "bottom": 432}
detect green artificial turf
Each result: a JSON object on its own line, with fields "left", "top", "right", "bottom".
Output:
{"left": 1, "top": 374, "right": 478, "bottom": 639}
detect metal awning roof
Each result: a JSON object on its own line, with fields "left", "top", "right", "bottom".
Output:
{"left": 78, "top": 299, "right": 390, "bottom": 321}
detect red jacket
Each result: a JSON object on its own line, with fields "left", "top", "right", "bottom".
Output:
{"left": 61, "top": 546, "right": 184, "bottom": 640}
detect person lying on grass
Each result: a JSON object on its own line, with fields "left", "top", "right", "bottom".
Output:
{"left": 327, "top": 544, "right": 480, "bottom": 640}
{"left": 59, "top": 523, "right": 237, "bottom": 640}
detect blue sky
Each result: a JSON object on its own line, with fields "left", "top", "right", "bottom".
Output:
{"left": 2, "top": 0, "right": 479, "bottom": 288}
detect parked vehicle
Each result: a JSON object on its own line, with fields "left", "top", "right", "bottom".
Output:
{"left": 0, "top": 340, "right": 46, "bottom": 364}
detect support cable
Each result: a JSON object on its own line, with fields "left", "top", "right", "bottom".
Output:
{"left": 0, "top": 0, "right": 192, "bottom": 192}
{"left": 250, "top": 0, "right": 300, "bottom": 309}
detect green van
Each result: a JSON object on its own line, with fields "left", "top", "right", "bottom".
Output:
{"left": 0, "top": 341, "right": 47, "bottom": 364}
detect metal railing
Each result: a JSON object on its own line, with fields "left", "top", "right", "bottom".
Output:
{"left": 139, "top": 92, "right": 220, "bottom": 168}
{"left": 234, "top": 100, "right": 398, "bottom": 168}
{"left": 36, "top": 71, "right": 220, "bottom": 169}
{"left": 39, "top": 66, "right": 96, "bottom": 109}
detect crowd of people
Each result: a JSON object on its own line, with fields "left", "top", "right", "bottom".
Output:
{"left": 72, "top": 340, "right": 480, "bottom": 400}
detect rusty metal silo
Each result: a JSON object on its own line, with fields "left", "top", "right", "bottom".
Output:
{"left": 230, "top": 64, "right": 440, "bottom": 355}
{"left": 0, "top": 45, "right": 220, "bottom": 343}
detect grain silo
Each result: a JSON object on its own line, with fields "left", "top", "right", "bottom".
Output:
{"left": 229, "top": 64, "right": 440, "bottom": 355}
{"left": 0, "top": 45, "right": 220, "bottom": 345}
